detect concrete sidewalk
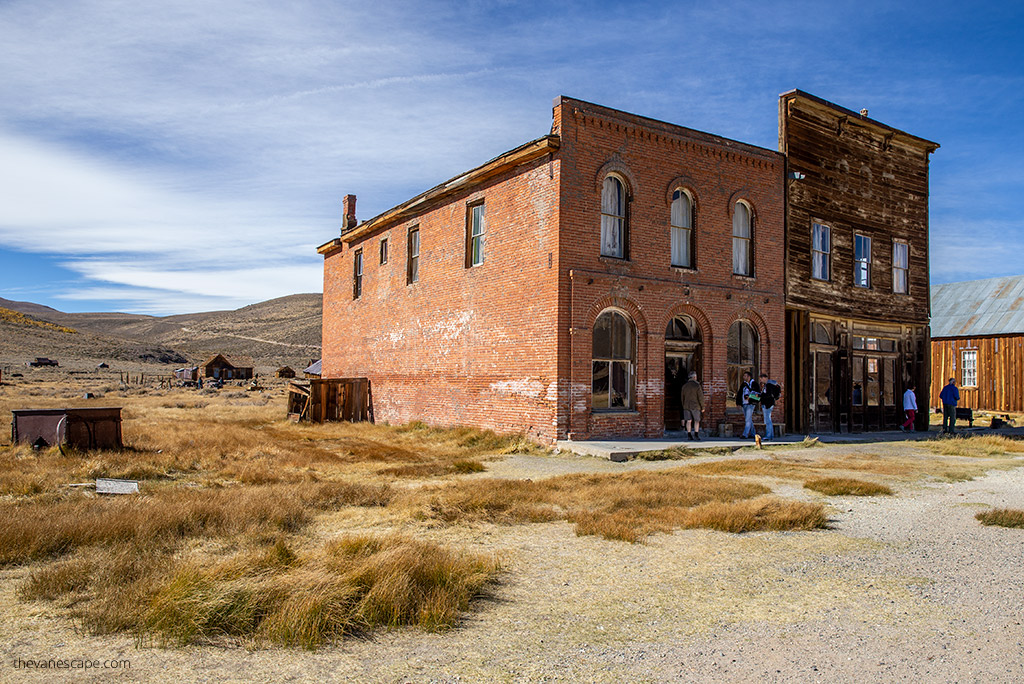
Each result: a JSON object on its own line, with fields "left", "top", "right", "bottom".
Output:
{"left": 555, "top": 425, "right": 1022, "bottom": 461}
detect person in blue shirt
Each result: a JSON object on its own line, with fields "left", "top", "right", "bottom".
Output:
{"left": 939, "top": 377, "right": 960, "bottom": 434}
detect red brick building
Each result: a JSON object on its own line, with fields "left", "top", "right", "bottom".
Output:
{"left": 319, "top": 97, "right": 786, "bottom": 442}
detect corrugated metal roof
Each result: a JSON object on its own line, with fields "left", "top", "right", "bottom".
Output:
{"left": 931, "top": 275, "right": 1024, "bottom": 337}
{"left": 303, "top": 359, "right": 321, "bottom": 375}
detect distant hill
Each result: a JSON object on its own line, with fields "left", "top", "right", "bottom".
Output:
{"left": 0, "top": 294, "right": 322, "bottom": 369}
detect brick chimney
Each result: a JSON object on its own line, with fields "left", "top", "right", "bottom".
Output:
{"left": 342, "top": 194, "right": 357, "bottom": 231}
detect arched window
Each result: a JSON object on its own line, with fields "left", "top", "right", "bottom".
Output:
{"left": 665, "top": 314, "right": 700, "bottom": 342}
{"left": 601, "top": 175, "right": 627, "bottom": 258}
{"left": 670, "top": 189, "right": 694, "bottom": 268}
{"left": 732, "top": 201, "right": 753, "bottom": 276}
{"left": 592, "top": 309, "right": 635, "bottom": 409}
{"left": 727, "top": 320, "right": 759, "bottom": 395}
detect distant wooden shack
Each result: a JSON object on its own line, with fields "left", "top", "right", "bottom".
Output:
{"left": 199, "top": 354, "right": 255, "bottom": 381}
{"left": 930, "top": 275, "right": 1024, "bottom": 413}
{"left": 303, "top": 359, "right": 322, "bottom": 379}
{"left": 174, "top": 366, "right": 199, "bottom": 381}
{"left": 275, "top": 366, "right": 296, "bottom": 379}
{"left": 11, "top": 407, "right": 122, "bottom": 449}
{"left": 287, "top": 378, "right": 372, "bottom": 423}
{"left": 29, "top": 357, "right": 58, "bottom": 367}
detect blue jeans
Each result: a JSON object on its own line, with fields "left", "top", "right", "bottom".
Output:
{"left": 762, "top": 405, "right": 774, "bottom": 440}
{"left": 742, "top": 404, "right": 755, "bottom": 437}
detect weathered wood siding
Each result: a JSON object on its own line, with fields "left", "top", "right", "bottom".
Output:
{"left": 780, "top": 94, "right": 934, "bottom": 321}
{"left": 930, "top": 335, "right": 1024, "bottom": 413}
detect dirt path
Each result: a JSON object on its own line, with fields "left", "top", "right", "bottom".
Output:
{"left": 2, "top": 449, "right": 1023, "bottom": 683}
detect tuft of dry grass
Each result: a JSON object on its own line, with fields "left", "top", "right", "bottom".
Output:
{"left": 22, "top": 535, "right": 502, "bottom": 649}
{"left": 424, "top": 470, "right": 827, "bottom": 542}
{"left": 927, "top": 435, "right": 1024, "bottom": 458}
{"left": 0, "top": 481, "right": 391, "bottom": 566}
{"left": 975, "top": 508, "right": 1024, "bottom": 529}
{"left": 803, "top": 477, "right": 893, "bottom": 497}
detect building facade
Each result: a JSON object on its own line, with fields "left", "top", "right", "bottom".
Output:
{"left": 930, "top": 275, "right": 1024, "bottom": 414}
{"left": 779, "top": 91, "right": 939, "bottom": 433}
{"left": 320, "top": 97, "right": 786, "bottom": 442}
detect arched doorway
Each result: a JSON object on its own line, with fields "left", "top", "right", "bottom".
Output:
{"left": 664, "top": 314, "right": 703, "bottom": 430}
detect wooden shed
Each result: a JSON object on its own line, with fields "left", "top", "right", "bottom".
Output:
{"left": 12, "top": 407, "right": 123, "bottom": 449}
{"left": 199, "top": 354, "right": 255, "bottom": 381}
{"left": 287, "top": 378, "right": 373, "bottom": 423}
{"left": 930, "top": 275, "right": 1024, "bottom": 413}
{"left": 275, "top": 366, "right": 296, "bottom": 379}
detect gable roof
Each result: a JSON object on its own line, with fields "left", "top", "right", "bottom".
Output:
{"left": 199, "top": 353, "right": 256, "bottom": 369}
{"left": 931, "top": 275, "right": 1024, "bottom": 338}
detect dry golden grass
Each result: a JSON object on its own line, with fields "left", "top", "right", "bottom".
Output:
{"left": 803, "top": 477, "right": 893, "bottom": 497}
{"left": 975, "top": 508, "right": 1024, "bottom": 529}
{"left": 0, "top": 481, "right": 391, "bottom": 566}
{"left": 926, "top": 435, "right": 1024, "bottom": 458}
{"left": 21, "top": 535, "right": 501, "bottom": 649}
{"left": 423, "top": 470, "right": 827, "bottom": 542}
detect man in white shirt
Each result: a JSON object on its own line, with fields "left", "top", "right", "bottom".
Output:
{"left": 900, "top": 384, "right": 917, "bottom": 432}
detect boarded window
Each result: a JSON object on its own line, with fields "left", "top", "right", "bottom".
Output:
{"left": 353, "top": 249, "right": 363, "bottom": 299}
{"left": 727, "top": 320, "right": 759, "bottom": 396}
{"left": 601, "top": 176, "right": 627, "bottom": 258}
{"left": 732, "top": 202, "right": 752, "bottom": 276}
{"left": 592, "top": 310, "right": 635, "bottom": 410}
{"left": 893, "top": 241, "right": 908, "bottom": 293}
{"left": 812, "top": 222, "right": 830, "bottom": 280}
{"left": 467, "top": 201, "right": 485, "bottom": 267}
{"left": 407, "top": 227, "right": 420, "bottom": 284}
{"left": 962, "top": 349, "right": 977, "bottom": 387}
{"left": 670, "top": 189, "right": 693, "bottom": 268}
{"left": 854, "top": 233, "right": 872, "bottom": 288}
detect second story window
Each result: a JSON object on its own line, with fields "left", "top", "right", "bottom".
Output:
{"left": 407, "top": 227, "right": 420, "bottom": 284}
{"left": 893, "top": 241, "right": 909, "bottom": 293}
{"left": 854, "top": 233, "right": 872, "bottom": 288}
{"left": 380, "top": 237, "right": 388, "bottom": 265}
{"left": 467, "top": 201, "right": 485, "bottom": 267}
{"left": 811, "top": 222, "right": 831, "bottom": 280}
{"left": 670, "top": 189, "right": 694, "bottom": 268}
{"left": 600, "top": 175, "right": 627, "bottom": 258}
{"left": 732, "top": 201, "right": 753, "bottom": 276}
{"left": 353, "top": 249, "right": 363, "bottom": 299}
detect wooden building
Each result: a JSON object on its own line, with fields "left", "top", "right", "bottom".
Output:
{"left": 275, "top": 366, "right": 296, "bottom": 379}
{"left": 930, "top": 275, "right": 1024, "bottom": 413}
{"left": 199, "top": 354, "right": 255, "bottom": 380}
{"left": 780, "top": 91, "right": 939, "bottom": 433}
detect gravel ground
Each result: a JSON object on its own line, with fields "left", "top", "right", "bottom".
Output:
{"left": 2, "top": 445, "right": 1023, "bottom": 683}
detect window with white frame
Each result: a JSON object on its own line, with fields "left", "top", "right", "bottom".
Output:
{"left": 670, "top": 189, "right": 694, "bottom": 268}
{"left": 732, "top": 201, "right": 753, "bottom": 276}
{"left": 466, "top": 201, "right": 485, "bottom": 267}
{"left": 854, "top": 233, "right": 872, "bottom": 288}
{"left": 893, "top": 240, "right": 909, "bottom": 293}
{"left": 592, "top": 309, "right": 635, "bottom": 410}
{"left": 407, "top": 227, "right": 420, "bottom": 284}
{"left": 812, "top": 222, "right": 831, "bottom": 280}
{"left": 600, "top": 175, "right": 627, "bottom": 258}
{"left": 962, "top": 349, "right": 977, "bottom": 387}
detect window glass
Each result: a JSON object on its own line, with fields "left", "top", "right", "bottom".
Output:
{"left": 732, "top": 202, "right": 752, "bottom": 275}
{"left": 962, "top": 350, "right": 977, "bottom": 387}
{"left": 670, "top": 189, "right": 692, "bottom": 268}
{"left": 353, "top": 250, "right": 363, "bottom": 299}
{"left": 601, "top": 176, "right": 626, "bottom": 258}
{"left": 666, "top": 315, "right": 700, "bottom": 341}
{"left": 727, "top": 320, "right": 759, "bottom": 395}
{"left": 380, "top": 238, "right": 388, "bottom": 265}
{"left": 854, "top": 234, "right": 872, "bottom": 287}
{"left": 883, "top": 358, "right": 895, "bottom": 405}
{"left": 812, "top": 222, "right": 831, "bottom": 280}
{"left": 407, "top": 228, "right": 420, "bottom": 284}
{"left": 592, "top": 310, "right": 636, "bottom": 410}
{"left": 893, "top": 241, "right": 908, "bottom": 293}
{"left": 468, "top": 202, "right": 485, "bottom": 266}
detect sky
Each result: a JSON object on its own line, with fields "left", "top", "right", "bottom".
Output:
{"left": 1, "top": 0, "right": 1022, "bottom": 315}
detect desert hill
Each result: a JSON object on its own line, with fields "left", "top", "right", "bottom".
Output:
{"left": 0, "top": 294, "right": 322, "bottom": 369}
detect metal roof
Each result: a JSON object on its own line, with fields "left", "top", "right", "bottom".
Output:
{"left": 303, "top": 359, "right": 322, "bottom": 375}
{"left": 931, "top": 275, "right": 1024, "bottom": 338}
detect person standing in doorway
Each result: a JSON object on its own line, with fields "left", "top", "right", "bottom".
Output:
{"left": 738, "top": 371, "right": 758, "bottom": 439}
{"left": 901, "top": 383, "right": 917, "bottom": 432}
{"left": 939, "top": 377, "right": 960, "bottom": 434}
{"left": 680, "top": 371, "right": 705, "bottom": 441}
{"left": 759, "top": 373, "right": 781, "bottom": 441}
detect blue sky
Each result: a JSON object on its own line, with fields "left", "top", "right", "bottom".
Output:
{"left": 1, "top": 0, "right": 1021, "bottom": 314}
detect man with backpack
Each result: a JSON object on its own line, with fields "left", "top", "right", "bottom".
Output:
{"left": 759, "top": 373, "right": 782, "bottom": 441}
